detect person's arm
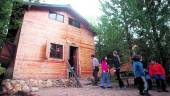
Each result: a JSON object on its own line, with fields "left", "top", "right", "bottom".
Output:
{"left": 149, "top": 65, "right": 153, "bottom": 77}
{"left": 138, "top": 62, "right": 144, "bottom": 76}
{"left": 160, "top": 64, "right": 165, "bottom": 76}
{"left": 133, "top": 62, "right": 136, "bottom": 76}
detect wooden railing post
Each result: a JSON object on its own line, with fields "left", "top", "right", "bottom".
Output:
{"left": 67, "top": 60, "right": 82, "bottom": 87}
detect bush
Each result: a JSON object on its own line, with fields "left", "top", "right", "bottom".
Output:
{"left": 0, "top": 64, "right": 5, "bottom": 75}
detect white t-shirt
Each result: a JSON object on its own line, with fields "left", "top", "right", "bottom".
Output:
{"left": 92, "top": 58, "right": 99, "bottom": 69}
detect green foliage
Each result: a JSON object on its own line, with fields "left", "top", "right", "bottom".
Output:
{"left": 0, "top": 64, "right": 5, "bottom": 75}
{"left": 95, "top": 0, "right": 170, "bottom": 72}
{"left": 0, "top": 0, "right": 13, "bottom": 45}
{"left": 0, "top": 0, "right": 39, "bottom": 46}
{"left": 131, "top": 0, "right": 170, "bottom": 68}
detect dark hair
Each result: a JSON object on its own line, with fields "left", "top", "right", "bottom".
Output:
{"left": 132, "top": 55, "right": 140, "bottom": 61}
{"left": 101, "top": 56, "right": 106, "bottom": 62}
{"left": 91, "top": 55, "right": 95, "bottom": 57}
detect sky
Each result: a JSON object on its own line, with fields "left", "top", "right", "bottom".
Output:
{"left": 40, "top": 0, "right": 102, "bottom": 21}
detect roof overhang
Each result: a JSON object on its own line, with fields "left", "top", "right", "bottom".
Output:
{"left": 23, "top": 3, "right": 96, "bottom": 36}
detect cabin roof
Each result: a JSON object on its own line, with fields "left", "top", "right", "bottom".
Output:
{"left": 24, "top": 3, "right": 96, "bottom": 35}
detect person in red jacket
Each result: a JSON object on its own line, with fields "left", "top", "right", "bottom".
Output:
{"left": 149, "top": 60, "right": 168, "bottom": 92}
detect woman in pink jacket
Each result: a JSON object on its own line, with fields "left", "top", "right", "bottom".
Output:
{"left": 100, "top": 56, "right": 111, "bottom": 89}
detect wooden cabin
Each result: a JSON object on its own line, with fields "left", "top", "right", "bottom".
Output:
{"left": 0, "top": 3, "right": 95, "bottom": 79}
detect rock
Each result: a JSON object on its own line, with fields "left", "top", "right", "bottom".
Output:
{"left": 4, "top": 81, "right": 13, "bottom": 90}
{"left": 22, "top": 84, "right": 30, "bottom": 92}
{"left": 30, "top": 79, "right": 39, "bottom": 87}
{"left": 46, "top": 79, "right": 53, "bottom": 87}
{"left": 31, "top": 87, "right": 39, "bottom": 92}
{"left": 12, "top": 83, "right": 22, "bottom": 94}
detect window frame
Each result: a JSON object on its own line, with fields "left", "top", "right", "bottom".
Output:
{"left": 56, "top": 13, "right": 64, "bottom": 23}
{"left": 48, "top": 11, "right": 64, "bottom": 23}
{"left": 47, "top": 42, "right": 64, "bottom": 60}
{"left": 69, "top": 18, "right": 80, "bottom": 28}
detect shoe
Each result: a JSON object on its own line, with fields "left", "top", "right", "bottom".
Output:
{"left": 120, "top": 86, "right": 126, "bottom": 90}
{"left": 157, "top": 89, "right": 162, "bottom": 92}
{"left": 163, "top": 90, "right": 169, "bottom": 92}
{"left": 107, "top": 86, "right": 112, "bottom": 88}
{"left": 139, "top": 92, "right": 144, "bottom": 95}
{"left": 143, "top": 91, "right": 151, "bottom": 96}
{"left": 92, "top": 83, "right": 98, "bottom": 86}
{"left": 100, "top": 86, "right": 105, "bottom": 89}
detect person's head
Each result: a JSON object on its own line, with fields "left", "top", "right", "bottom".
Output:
{"left": 150, "top": 59, "right": 157, "bottom": 65}
{"left": 91, "top": 55, "right": 95, "bottom": 58}
{"left": 113, "top": 50, "right": 118, "bottom": 55}
{"left": 132, "top": 55, "right": 141, "bottom": 61}
{"left": 101, "top": 56, "right": 107, "bottom": 62}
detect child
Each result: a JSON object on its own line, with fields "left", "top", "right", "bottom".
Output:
{"left": 100, "top": 56, "right": 111, "bottom": 89}
{"left": 149, "top": 60, "right": 169, "bottom": 92}
{"left": 143, "top": 61, "right": 152, "bottom": 90}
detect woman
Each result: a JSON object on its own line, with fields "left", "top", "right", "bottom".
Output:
{"left": 100, "top": 56, "right": 111, "bottom": 89}
{"left": 149, "top": 60, "right": 169, "bottom": 92}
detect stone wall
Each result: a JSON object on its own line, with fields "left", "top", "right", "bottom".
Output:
{"left": 2, "top": 79, "right": 78, "bottom": 95}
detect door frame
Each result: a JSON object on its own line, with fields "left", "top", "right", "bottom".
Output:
{"left": 68, "top": 44, "right": 80, "bottom": 77}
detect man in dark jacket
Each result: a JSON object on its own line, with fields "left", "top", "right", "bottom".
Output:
{"left": 113, "top": 50, "right": 125, "bottom": 88}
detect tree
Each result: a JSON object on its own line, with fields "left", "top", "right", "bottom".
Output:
{"left": 132, "top": 0, "right": 170, "bottom": 69}
{"left": 0, "top": 0, "right": 13, "bottom": 46}
{"left": 95, "top": 0, "right": 170, "bottom": 72}
{"left": 0, "top": 0, "right": 39, "bottom": 46}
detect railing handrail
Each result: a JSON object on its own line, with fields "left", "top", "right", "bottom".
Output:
{"left": 66, "top": 60, "right": 82, "bottom": 87}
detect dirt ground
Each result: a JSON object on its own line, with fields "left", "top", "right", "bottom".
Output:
{"left": 32, "top": 80, "right": 170, "bottom": 96}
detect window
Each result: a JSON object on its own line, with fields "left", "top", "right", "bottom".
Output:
{"left": 56, "top": 14, "right": 64, "bottom": 22}
{"left": 49, "top": 12, "right": 64, "bottom": 22}
{"left": 49, "top": 12, "right": 56, "bottom": 20}
{"left": 69, "top": 18, "right": 80, "bottom": 28}
{"left": 50, "top": 43, "right": 63, "bottom": 59}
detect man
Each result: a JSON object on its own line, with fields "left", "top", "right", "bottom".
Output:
{"left": 91, "top": 55, "right": 100, "bottom": 85}
{"left": 113, "top": 50, "right": 125, "bottom": 88}
{"left": 133, "top": 55, "right": 150, "bottom": 96}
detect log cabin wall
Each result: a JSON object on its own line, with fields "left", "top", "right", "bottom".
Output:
{"left": 13, "top": 7, "right": 95, "bottom": 79}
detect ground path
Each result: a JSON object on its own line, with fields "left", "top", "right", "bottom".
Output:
{"left": 33, "top": 80, "right": 170, "bottom": 96}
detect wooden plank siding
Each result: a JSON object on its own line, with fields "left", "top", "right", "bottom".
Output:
{"left": 13, "top": 8, "right": 95, "bottom": 79}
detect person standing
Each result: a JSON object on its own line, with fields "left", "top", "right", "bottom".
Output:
{"left": 91, "top": 55, "right": 100, "bottom": 85}
{"left": 112, "top": 50, "right": 124, "bottom": 88}
{"left": 132, "top": 55, "right": 150, "bottom": 96}
{"left": 100, "top": 56, "right": 111, "bottom": 89}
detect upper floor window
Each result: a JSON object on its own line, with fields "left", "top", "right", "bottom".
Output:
{"left": 49, "top": 11, "right": 64, "bottom": 23}
{"left": 69, "top": 18, "right": 80, "bottom": 28}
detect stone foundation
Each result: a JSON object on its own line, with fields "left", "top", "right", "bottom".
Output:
{"left": 2, "top": 79, "right": 77, "bottom": 94}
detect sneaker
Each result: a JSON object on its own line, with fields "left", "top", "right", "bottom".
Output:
{"left": 107, "top": 86, "right": 112, "bottom": 88}
{"left": 163, "top": 90, "right": 169, "bottom": 92}
{"left": 157, "top": 89, "right": 162, "bottom": 92}
{"left": 120, "top": 86, "right": 126, "bottom": 90}
{"left": 139, "top": 92, "right": 144, "bottom": 95}
{"left": 100, "top": 86, "right": 105, "bottom": 89}
{"left": 143, "top": 91, "right": 151, "bottom": 96}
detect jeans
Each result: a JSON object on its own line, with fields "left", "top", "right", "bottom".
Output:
{"left": 136, "top": 77, "right": 145, "bottom": 94}
{"left": 100, "top": 72, "right": 111, "bottom": 87}
{"left": 153, "top": 75, "right": 167, "bottom": 91}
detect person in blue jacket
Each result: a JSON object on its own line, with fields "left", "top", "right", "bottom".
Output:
{"left": 132, "top": 55, "right": 150, "bottom": 96}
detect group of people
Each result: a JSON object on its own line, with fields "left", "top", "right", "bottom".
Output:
{"left": 133, "top": 55, "right": 168, "bottom": 95}
{"left": 91, "top": 51, "right": 169, "bottom": 96}
{"left": 91, "top": 50, "right": 125, "bottom": 89}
